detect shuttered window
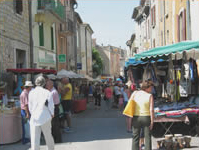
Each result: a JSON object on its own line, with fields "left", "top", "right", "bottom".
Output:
{"left": 39, "top": 23, "right": 44, "bottom": 46}
{"left": 177, "top": 9, "right": 186, "bottom": 42}
{"left": 51, "top": 26, "right": 54, "bottom": 50}
{"left": 151, "top": 6, "right": 156, "bottom": 27}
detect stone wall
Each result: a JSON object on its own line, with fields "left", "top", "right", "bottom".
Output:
{"left": 0, "top": 0, "right": 30, "bottom": 73}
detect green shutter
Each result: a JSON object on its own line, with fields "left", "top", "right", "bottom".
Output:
{"left": 51, "top": 26, "right": 54, "bottom": 50}
{"left": 39, "top": 23, "right": 44, "bottom": 46}
{"left": 38, "top": 0, "right": 42, "bottom": 9}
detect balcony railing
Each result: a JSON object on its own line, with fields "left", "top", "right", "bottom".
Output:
{"left": 60, "top": 19, "right": 74, "bottom": 35}
{"left": 38, "top": 0, "right": 66, "bottom": 21}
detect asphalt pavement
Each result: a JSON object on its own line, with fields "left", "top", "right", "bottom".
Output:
{"left": 1, "top": 99, "right": 199, "bottom": 150}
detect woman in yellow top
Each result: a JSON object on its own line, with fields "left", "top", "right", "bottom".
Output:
{"left": 130, "top": 80, "right": 154, "bottom": 150}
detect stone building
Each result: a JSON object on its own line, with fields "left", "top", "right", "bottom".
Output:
{"left": 0, "top": 0, "right": 30, "bottom": 73}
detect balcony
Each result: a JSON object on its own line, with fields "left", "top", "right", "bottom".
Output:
{"left": 36, "top": 0, "right": 66, "bottom": 23}
{"left": 132, "top": 0, "right": 150, "bottom": 22}
{"left": 60, "top": 19, "right": 74, "bottom": 36}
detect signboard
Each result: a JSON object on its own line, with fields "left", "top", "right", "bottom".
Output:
{"left": 77, "top": 63, "right": 82, "bottom": 70}
{"left": 58, "top": 54, "right": 66, "bottom": 63}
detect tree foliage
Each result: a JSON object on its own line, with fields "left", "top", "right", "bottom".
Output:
{"left": 92, "top": 48, "right": 103, "bottom": 77}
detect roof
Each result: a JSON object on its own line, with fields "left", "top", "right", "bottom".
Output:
{"left": 6, "top": 68, "right": 57, "bottom": 74}
{"left": 134, "top": 41, "right": 199, "bottom": 61}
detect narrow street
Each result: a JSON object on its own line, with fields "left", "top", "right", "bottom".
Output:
{"left": 1, "top": 100, "right": 199, "bottom": 150}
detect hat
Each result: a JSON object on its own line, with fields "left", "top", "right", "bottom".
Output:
{"left": 24, "top": 81, "right": 34, "bottom": 87}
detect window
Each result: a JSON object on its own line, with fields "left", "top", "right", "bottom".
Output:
{"left": 51, "top": 26, "right": 54, "bottom": 50}
{"left": 39, "top": 23, "right": 44, "bottom": 46}
{"left": 60, "top": 37, "right": 64, "bottom": 53}
{"left": 151, "top": 6, "right": 156, "bottom": 27}
{"left": 161, "top": 31, "right": 163, "bottom": 46}
{"left": 167, "top": 30, "right": 169, "bottom": 44}
{"left": 14, "top": 0, "right": 23, "bottom": 15}
{"left": 177, "top": 10, "right": 186, "bottom": 42}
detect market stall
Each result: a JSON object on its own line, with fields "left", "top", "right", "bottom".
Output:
{"left": 125, "top": 41, "right": 199, "bottom": 136}
{"left": 0, "top": 68, "right": 56, "bottom": 144}
{"left": 57, "top": 69, "right": 88, "bottom": 113}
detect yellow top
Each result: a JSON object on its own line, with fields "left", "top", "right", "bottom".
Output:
{"left": 131, "top": 90, "right": 151, "bottom": 116}
{"left": 62, "top": 83, "right": 72, "bottom": 100}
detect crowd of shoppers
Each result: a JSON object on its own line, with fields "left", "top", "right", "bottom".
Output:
{"left": 19, "top": 74, "right": 154, "bottom": 150}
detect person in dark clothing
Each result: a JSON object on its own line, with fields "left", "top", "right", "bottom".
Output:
{"left": 94, "top": 84, "right": 102, "bottom": 109}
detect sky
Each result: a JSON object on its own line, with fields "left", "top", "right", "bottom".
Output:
{"left": 76, "top": 0, "right": 140, "bottom": 49}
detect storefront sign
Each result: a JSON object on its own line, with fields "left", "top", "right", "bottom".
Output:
{"left": 77, "top": 63, "right": 82, "bottom": 69}
{"left": 58, "top": 54, "right": 66, "bottom": 63}
{"left": 38, "top": 50, "right": 56, "bottom": 64}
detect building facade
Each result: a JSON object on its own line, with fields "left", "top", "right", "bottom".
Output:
{"left": 80, "top": 23, "right": 93, "bottom": 77}
{"left": 65, "top": 0, "right": 77, "bottom": 71}
{"left": 0, "top": 0, "right": 30, "bottom": 73}
{"left": 32, "top": 0, "right": 66, "bottom": 70}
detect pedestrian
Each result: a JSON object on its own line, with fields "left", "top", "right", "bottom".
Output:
{"left": 61, "top": 77, "right": 73, "bottom": 132}
{"left": 46, "top": 80, "right": 62, "bottom": 143}
{"left": 20, "top": 81, "right": 33, "bottom": 144}
{"left": 123, "top": 85, "right": 132, "bottom": 133}
{"left": 88, "top": 83, "right": 93, "bottom": 102}
{"left": 131, "top": 80, "right": 154, "bottom": 150}
{"left": 28, "top": 76, "right": 54, "bottom": 150}
{"left": 104, "top": 84, "right": 113, "bottom": 111}
{"left": 113, "top": 83, "right": 121, "bottom": 108}
{"left": 94, "top": 83, "right": 102, "bottom": 110}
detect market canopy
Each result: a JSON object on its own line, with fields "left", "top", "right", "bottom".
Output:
{"left": 134, "top": 41, "right": 199, "bottom": 61}
{"left": 57, "top": 69, "right": 84, "bottom": 79}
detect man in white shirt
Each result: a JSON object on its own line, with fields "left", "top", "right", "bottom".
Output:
{"left": 29, "top": 76, "right": 54, "bottom": 150}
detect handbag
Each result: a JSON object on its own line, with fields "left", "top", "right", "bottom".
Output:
{"left": 123, "top": 91, "right": 136, "bottom": 118}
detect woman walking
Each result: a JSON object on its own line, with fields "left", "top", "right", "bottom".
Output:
{"left": 131, "top": 80, "right": 154, "bottom": 150}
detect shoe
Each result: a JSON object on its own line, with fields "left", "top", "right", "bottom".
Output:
{"left": 127, "top": 130, "right": 132, "bottom": 133}
{"left": 141, "top": 144, "right": 145, "bottom": 150}
{"left": 63, "top": 127, "right": 73, "bottom": 133}
{"left": 22, "top": 138, "right": 30, "bottom": 145}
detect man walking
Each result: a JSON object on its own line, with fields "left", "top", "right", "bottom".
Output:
{"left": 61, "top": 77, "right": 73, "bottom": 132}
{"left": 29, "top": 76, "right": 54, "bottom": 150}
{"left": 20, "top": 81, "right": 33, "bottom": 144}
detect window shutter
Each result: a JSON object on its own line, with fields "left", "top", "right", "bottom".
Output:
{"left": 51, "top": 26, "right": 54, "bottom": 50}
{"left": 39, "top": 23, "right": 44, "bottom": 46}
{"left": 182, "top": 9, "right": 186, "bottom": 41}
{"left": 38, "top": 0, "right": 42, "bottom": 9}
{"left": 177, "top": 15, "right": 180, "bottom": 42}
{"left": 151, "top": 8, "right": 153, "bottom": 26}
{"left": 154, "top": 6, "right": 156, "bottom": 26}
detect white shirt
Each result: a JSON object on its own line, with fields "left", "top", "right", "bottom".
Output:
{"left": 29, "top": 86, "right": 54, "bottom": 126}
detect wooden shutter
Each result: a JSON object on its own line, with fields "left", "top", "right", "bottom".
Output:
{"left": 151, "top": 8, "right": 153, "bottom": 26}
{"left": 39, "top": 23, "right": 44, "bottom": 46}
{"left": 177, "top": 15, "right": 180, "bottom": 42}
{"left": 38, "top": 0, "right": 42, "bottom": 9}
{"left": 154, "top": 6, "right": 156, "bottom": 26}
{"left": 51, "top": 26, "right": 54, "bottom": 50}
{"left": 182, "top": 9, "right": 186, "bottom": 41}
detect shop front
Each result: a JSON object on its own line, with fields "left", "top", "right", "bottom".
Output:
{"left": 125, "top": 41, "right": 199, "bottom": 136}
